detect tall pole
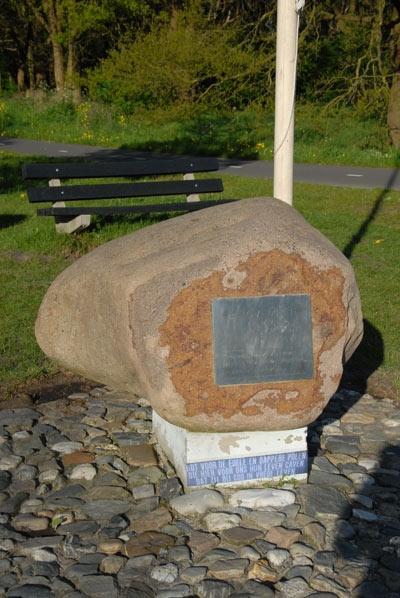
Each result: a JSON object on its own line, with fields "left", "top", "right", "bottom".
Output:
{"left": 273, "top": 0, "right": 301, "bottom": 206}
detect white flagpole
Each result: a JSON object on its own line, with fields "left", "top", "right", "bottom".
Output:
{"left": 273, "top": 0, "right": 303, "bottom": 206}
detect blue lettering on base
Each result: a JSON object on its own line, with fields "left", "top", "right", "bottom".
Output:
{"left": 186, "top": 450, "right": 308, "bottom": 486}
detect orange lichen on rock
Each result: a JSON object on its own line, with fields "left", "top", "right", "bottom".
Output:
{"left": 159, "top": 250, "right": 346, "bottom": 425}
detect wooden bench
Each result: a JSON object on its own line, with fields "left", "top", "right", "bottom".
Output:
{"left": 22, "top": 157, "right": 234, "bottom": 233}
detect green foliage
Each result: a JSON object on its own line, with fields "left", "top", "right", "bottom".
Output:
{"left": 118, "top": 110, "right": 261, "bottom": 158}
{"left": 1, "top": 95, "right": 398, "bottom": 168}
{"left": 298, "top": 29, "right": 365, "bottom": 102}
{"left": 1, "top": 0, "right": 399, "bottom": 126}
{"left": 41, "top": 98, "right": 77, "bottom": 121}
{"left": 293, "top": 103, "right": 393, "bottom": 166}
{"left": 88, "top": 6, "right": 266, "bottom": 112}
{"left": 298, "top": 2, "right": 392, "bottom": 120}
{"left": 0, "top": 98, "right": 12, "bottom": 134}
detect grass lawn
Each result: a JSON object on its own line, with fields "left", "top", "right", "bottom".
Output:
{"left": 0, "top": 96, "right": 398, "bottom": 168}
{"left": 0, "top": 151, "right": 399, "bottom": 400}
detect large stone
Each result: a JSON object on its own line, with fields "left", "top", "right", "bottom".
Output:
{"left": 297, "top": 485, "right": 351, "bottom": 519}
{"left": 208, "top": 558, "right": 249, "bottom": 579}
{"left": 35, "top": 198, "right": 362, "bottom": 432}
{"left": 150, "top": 563, "right": 179, "bottom": 583}
{"left": 196, "top": 579, "right": 233, "bottom": 598}
{"left": 188, "top": 530, "right": 220, "bottom": 557}
{"left": 229, "top": 488, "right": 295, "bottom": 508}
{"left": 265, "top": 526, "right": 300, "bottom": 548}
{"left": 221, "top": 526, "right": 263, "bottom": 545}
{"left": 7, "top": 585, "right": 54, "bottom": 598}
{"left": 129, "top": 506, "right": 172, "bottom": 533}
{"left": 244, "top": 510, "right": 285, "bottom": 531}
{"left": 170, "top": 490, "right": 224, "bottom": 516}
{"left": 77, "top": 575, "right": 119, "bottom": 597}
{"left": 204, "top": 512, "right": 242, "bottom": 532}
{"left": 123, "top": 531, "right": 174, "bottom": 557}
{"left": 248, "top": 559, "right": 280, "bottom": 583}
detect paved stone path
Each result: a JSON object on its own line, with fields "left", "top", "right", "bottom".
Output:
{"left": 0, "top": 386, "right": 399, "bottom": 597}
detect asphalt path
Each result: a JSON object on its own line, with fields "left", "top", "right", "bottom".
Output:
{"left": 1, "top": 136, "right": 399, "bottom": 190}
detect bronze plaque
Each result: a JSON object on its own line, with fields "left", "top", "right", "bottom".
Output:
{"left": 212, "top": 294, "right": 313, "bottom": 385}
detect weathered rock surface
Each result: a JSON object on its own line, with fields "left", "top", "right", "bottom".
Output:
{"left": 35, "top": 198, "right": 362, "bottom": 432}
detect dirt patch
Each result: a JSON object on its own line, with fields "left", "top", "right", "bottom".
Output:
{"left": 341, "top": 366, "right": 398, "bottom": 400}
{"left": 0, "top": 251, "right": 54, "bottom": 263}
{"left": 0, "top": 370, "right": 98, "bottom": 409}
{"left": 366, "top": 370, "right": 398, "bottom": 400}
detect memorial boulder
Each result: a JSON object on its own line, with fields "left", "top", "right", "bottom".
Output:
{"left": 36, "top": 197, "right": 362, "bottom": 436}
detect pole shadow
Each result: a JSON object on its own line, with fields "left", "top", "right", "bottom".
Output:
{"left": 343, "top": 166, "right": 399, "bottom": 260}
{"left": 336, "top": 160, "right": 396, "bottom": 404}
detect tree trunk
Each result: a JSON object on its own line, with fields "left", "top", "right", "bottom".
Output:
{"left": 388, "top": 25, "right": 400, "bottom": 147}
{"left": 46, "top": 0, "right": 64, "bottom": 92}
{"left": 27, "top": 42, "right": 35, "bottom": 93}
{"left": 52, "top": 40, "right": 64, "bottom": 92}
{"left": 17, "top": 67, "right": 25, "bottom": 92}
{"left": 66, "top": 41, "right": 81, "bottom": 102}
{"left": 388, "top": 74, "right": 400, "bottom": 147}
{"left": 170, "top": 5, "right": 179, "bottom": 31}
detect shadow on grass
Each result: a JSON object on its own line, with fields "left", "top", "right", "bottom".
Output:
{"left": 0, "top": 153, "right": 58, "bottom": 193}
{"left": 120, "top": 111, "right": 260, "bottom": 159}
{"left": 0, "top": 214, "right": 26, "bottom": 229}
{"left": 343, "top": 164, "right": 399, "bottom": 259}
{"left": 340, "top": 169, "right": 399, "bottom": 399}
{"left": 0, "top": 155, "right": 27, "bottom": 193}
{"left": 94, "top": 211, "right": 173, "bottom": 230}
{"left": 340, "top": 319, "right": 384, "bottom": 396}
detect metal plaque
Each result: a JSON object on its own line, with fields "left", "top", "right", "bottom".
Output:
{"left": 212, "top": 294, "right": 313, "bottom": 385}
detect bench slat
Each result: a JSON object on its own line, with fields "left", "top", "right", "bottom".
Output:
{"left": 37, "top": 199, "right": 236, "bottom": 216}
{"left": 28, "top": 179, "right": 223, "bottom": 203}
{"left": 22, "top": 158, "right": 220, "bottom": 180}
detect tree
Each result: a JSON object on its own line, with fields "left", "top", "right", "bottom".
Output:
{"left": 88, "top": 4, "right": 266, "bottom": 111}
{"left": 386, "top": 1, "right": 400, "bottom": 146}
{"left": 27, "top": 0, "right": 111, "bottom": 96}
{"left": 0, "top": 0, "right": 399, "bottom": 147}
{"left": 0, "top": 0, "right": 46, "bottom": 92}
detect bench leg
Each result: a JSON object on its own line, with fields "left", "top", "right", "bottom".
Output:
{"left": 184, "top": 172, "right": 200, "bottom": 202}
{"left": 55, "top": 214, "right": 91, "bottom": 234}
{"left": 52, "top": 201, "right": 91, "bottom": 234}
{"left": 49, "top": 179, "right": 91, "bottom": 234}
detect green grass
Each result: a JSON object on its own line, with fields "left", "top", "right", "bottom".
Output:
{"left": 0, "top": 95, "right": 398, "bottom": 168}
{"left": 0, "top": 151, "right": 399, "bottom": 399}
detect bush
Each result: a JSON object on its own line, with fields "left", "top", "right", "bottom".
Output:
{"left": 87, "top": 7, "right": 267, "bottom": 112}
{"left": 0, "top": 98, "right": 11, "bottom": 133}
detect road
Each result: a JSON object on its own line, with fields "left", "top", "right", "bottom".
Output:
{"left": 1, "top": 136, "right": 399, "bottom": 190}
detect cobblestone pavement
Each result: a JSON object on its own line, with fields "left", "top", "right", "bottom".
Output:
{"left": 0, "top": 387, "right": 400, "bottom": 597}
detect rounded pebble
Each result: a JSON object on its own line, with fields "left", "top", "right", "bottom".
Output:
{"left": 150, "top": 563, "right": 179, "bottom": 583}
{"left": 170, "top": 490, "right": 224, "bottom": 515}
{"left": 69, "top": 464, "right": 97, "bottom": 481}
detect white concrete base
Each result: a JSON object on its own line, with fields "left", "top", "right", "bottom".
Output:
{"left": 153, "top": 411, "right": 308, "bottom": 488}
{"left": 55, "top": 214, "right": 91, "bottom": 234}
{"left": 50, "top": 182, "right": 91, "bottom": 234}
